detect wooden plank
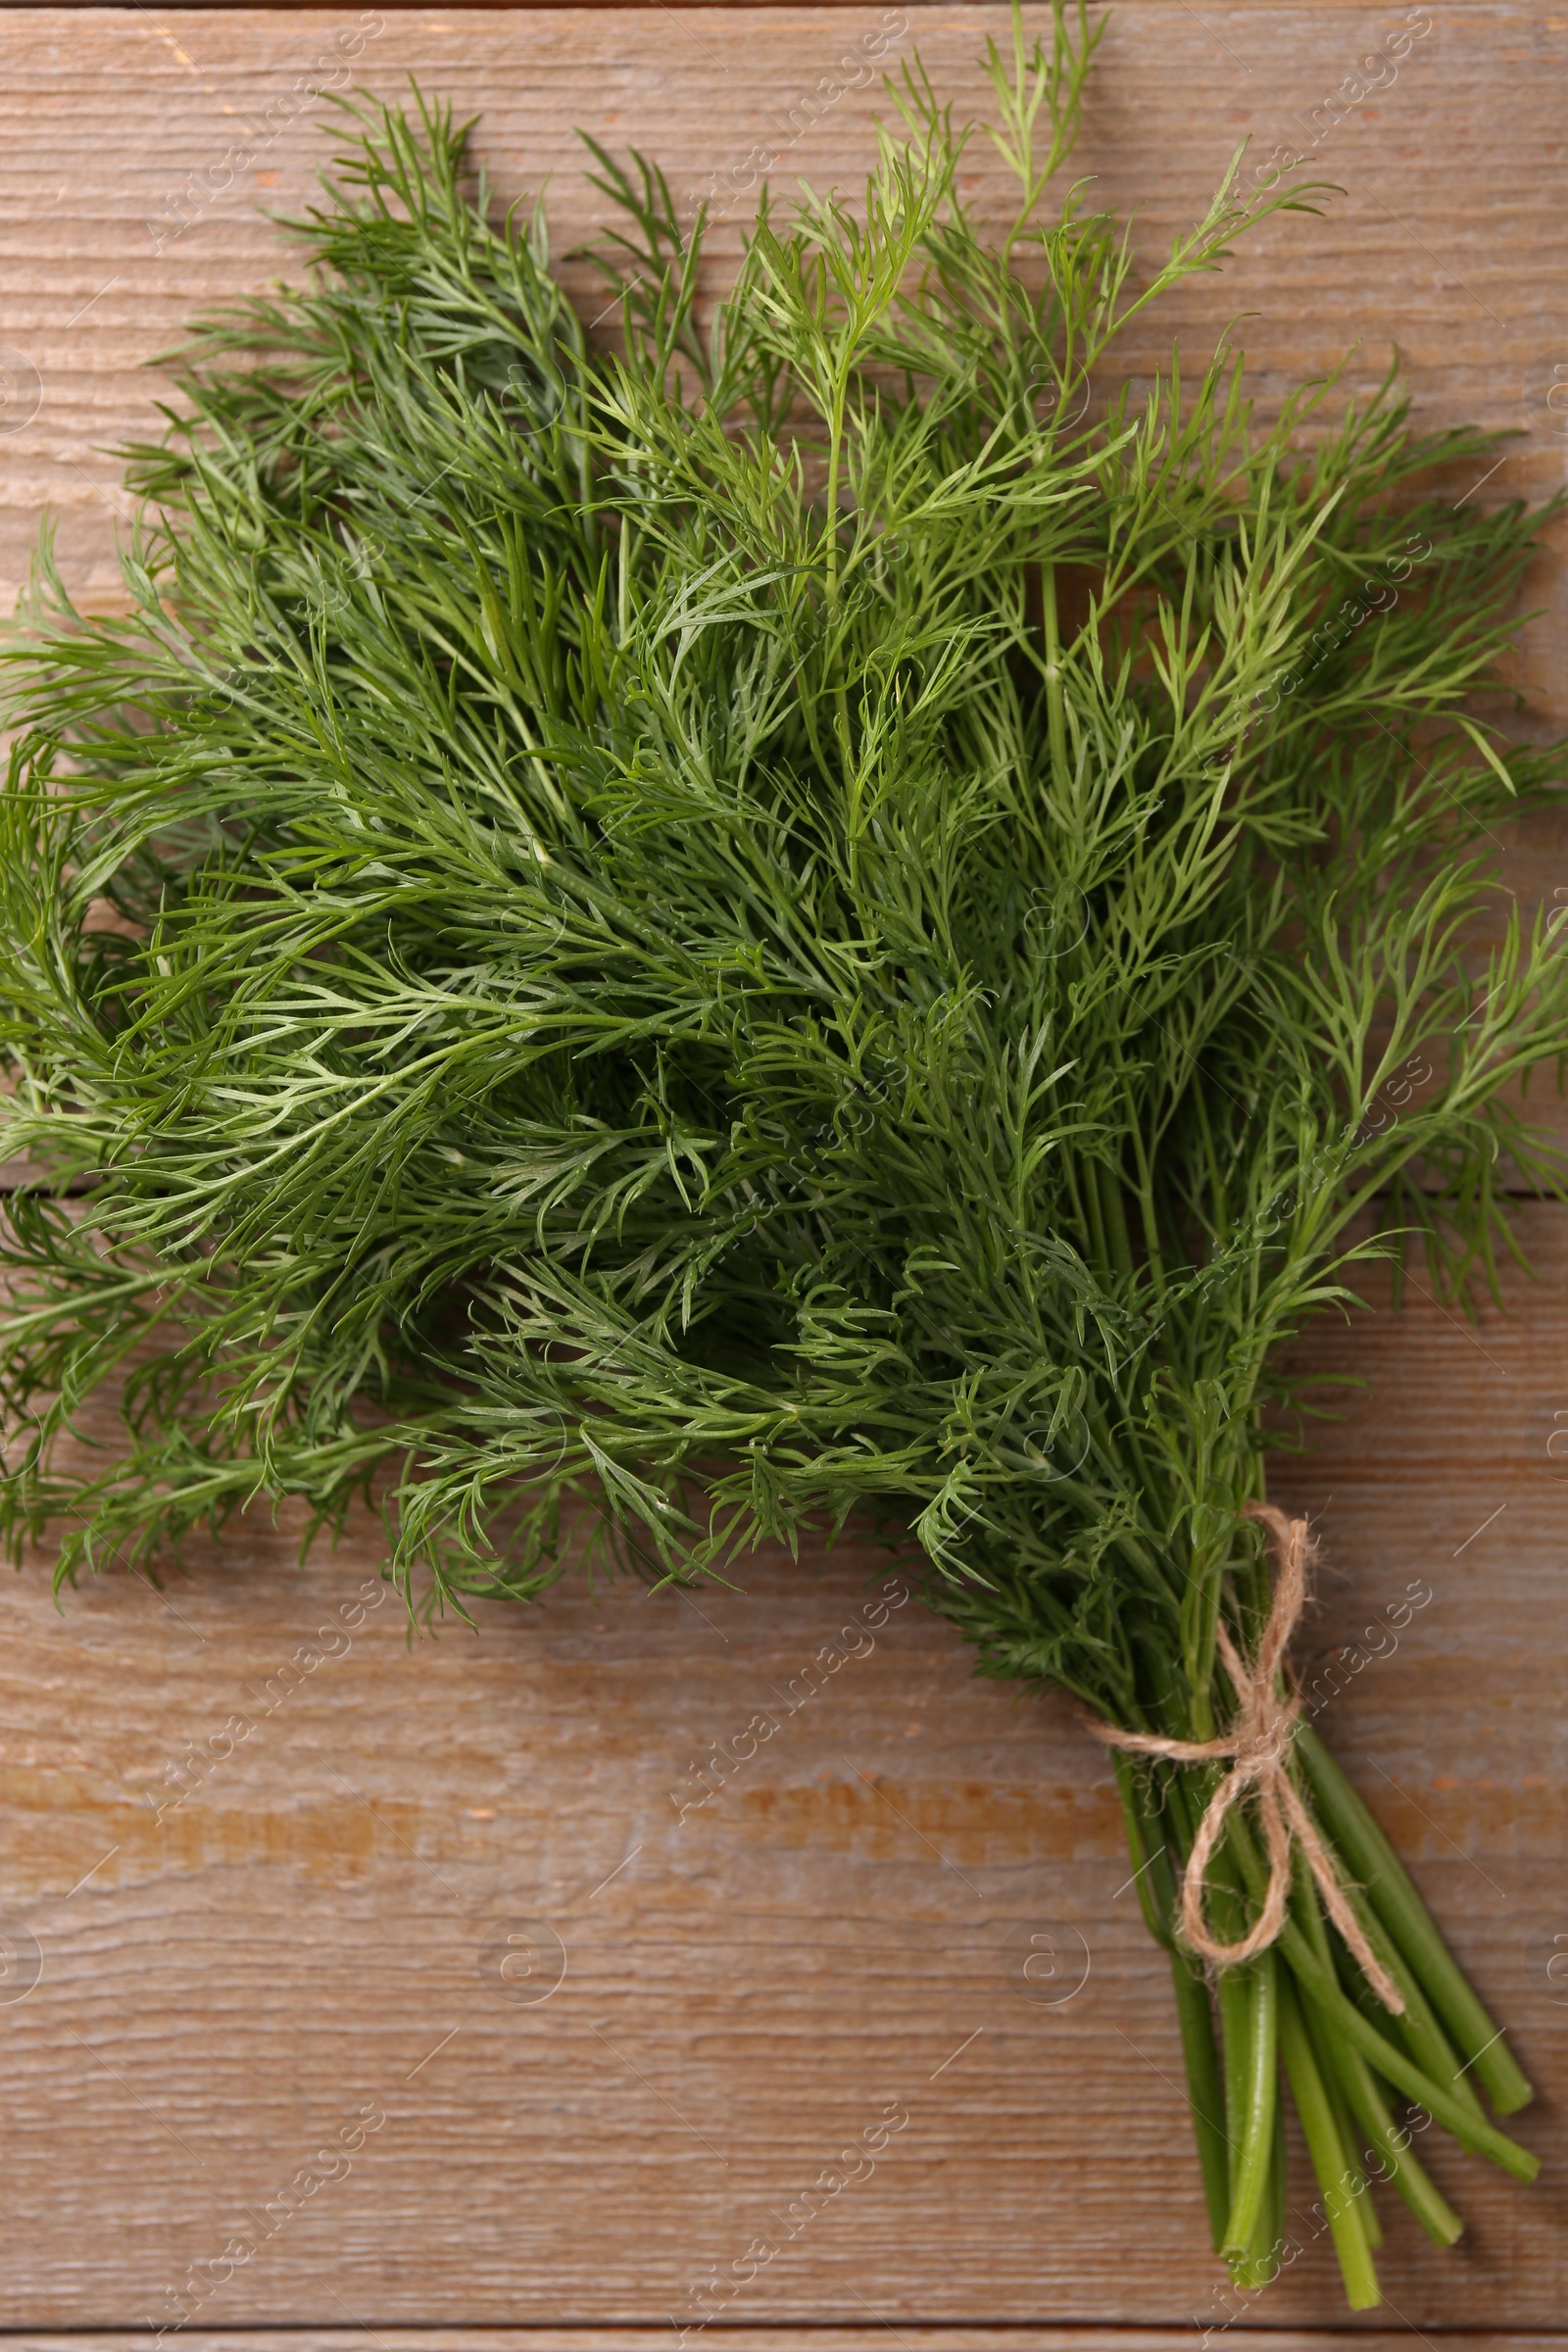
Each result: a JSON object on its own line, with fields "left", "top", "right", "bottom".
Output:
{"left": 27, "top": 2336, "right": 1568, "bottom": 2352}
{"left": 0, "top": 5, "right": 1566, "bottom": 2337}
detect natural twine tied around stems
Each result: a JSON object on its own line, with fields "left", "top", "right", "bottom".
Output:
{"left": 1092, "top": 1501, "right": 1405, "bottom": 2014}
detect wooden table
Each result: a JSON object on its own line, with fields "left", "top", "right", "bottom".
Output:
{"left": 1, "top": 7, "right": 1565, "bottom": 2344}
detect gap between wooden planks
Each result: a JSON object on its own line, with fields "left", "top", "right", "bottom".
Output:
{"left": 0, "top": 4, "right": 1567, "bottom": 2336}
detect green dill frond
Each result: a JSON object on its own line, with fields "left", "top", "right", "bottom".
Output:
{"left": 0, "top": 10, "right": 1562, "bottom": 1743}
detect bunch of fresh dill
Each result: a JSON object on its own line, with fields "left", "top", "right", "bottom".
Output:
{"left": 0, "top": 1, "right": 1561, "bottom": 2306}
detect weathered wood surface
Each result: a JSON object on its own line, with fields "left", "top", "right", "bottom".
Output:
{"left": 27, "top": 2339, "right": 1568, "bottom": 2352}
{"left": 1, "top": 4, "right": 1568, "bottom": 2338}
{"left": 25, "top": 2339, "right": 1568, "bottom": 2352}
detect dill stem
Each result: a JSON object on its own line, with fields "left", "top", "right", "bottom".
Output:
{"left": 1124, "top": 1118, "right": 1166, "bottom": 1288}
{"left": 1322, "top": 2026, "right": 1465, "bottom": 2248}
{"left": 1322, "top": 2081, "right": 1383, "bottom": 2251}
{"left": 823, "top": 378, "right": 852, "bottom": 760}
{"left": 1340, "top": 1879, "right": 1484, "bottom": 2124}
{"left": 1219, "top": 1946, "right": 1278, "bottom": 2262}
{"left": 1227, "top": 2134, "right": 1282, "bottom": 2291}
{"left": 1316, "top": 2024, "right": 1382, "bottom": 2249}
{"left": 1042, "top": 561, "right": 1068, "bottom": 788}
{"left": 1171, "top": 1950, "right": 1231, "bottom": 2251}
{"left": 1059, "top": 1152, "right": 1095, "bottom": 1263}
{"left": 1224, "top": 1816, "right": 1538, "bottom": 2180}
{"left": 1278, "top": 1973, "right": 1381, "bottom": 2309}
{"left": 1192, "top": 1077, "right": 1230, "bottom": 1248}
{"left": 1082, "top": 1150, "right": 1109, "bottom": 1268}
{"left": 1097, "top": 1155, "right": 1134, "bottom": 1279}
{"left": 1296, "top": 1723, "right": 1533, "bottom": 2114}
{"left": 824, "top": 384, "right": 846, "bottom": 606}
{"left": 1115, "top": 1757, "right": 1229, "bottom": 2248}
{"left": 1111, "top": 1755, "right": 1171, "bottom": 1942}
{"left": 1182, "top": 1590, "right": 1223, "bottom": 1744}
{"left": 1266, "top": 2094, "right": 1287, "bottom": 2282}
{"left": 1292, "top": 1869, "right": 1457, "bottom": 2248}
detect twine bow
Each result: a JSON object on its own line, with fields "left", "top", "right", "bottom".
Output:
{"left": 1092, "top": 1501, "right": 1403, "bottom": 2014}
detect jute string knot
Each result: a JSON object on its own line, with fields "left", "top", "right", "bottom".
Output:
{"left": 1091, "top": 1501, "right": 1403, "bottom": 2014}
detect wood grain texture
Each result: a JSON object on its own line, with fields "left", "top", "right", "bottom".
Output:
{"left": 26, "top": 2338, "right": 1568, "bottom": 2352}
{"left": 27, "top": 2339, "right": 1568, "bottom": 2352}
{"left": 1, "top": 4, "right": 1567, "bottom": 2337}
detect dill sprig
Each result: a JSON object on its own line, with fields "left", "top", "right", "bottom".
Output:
{"left": 0, "top": 2, "right": 1560, "bottom": 2303}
